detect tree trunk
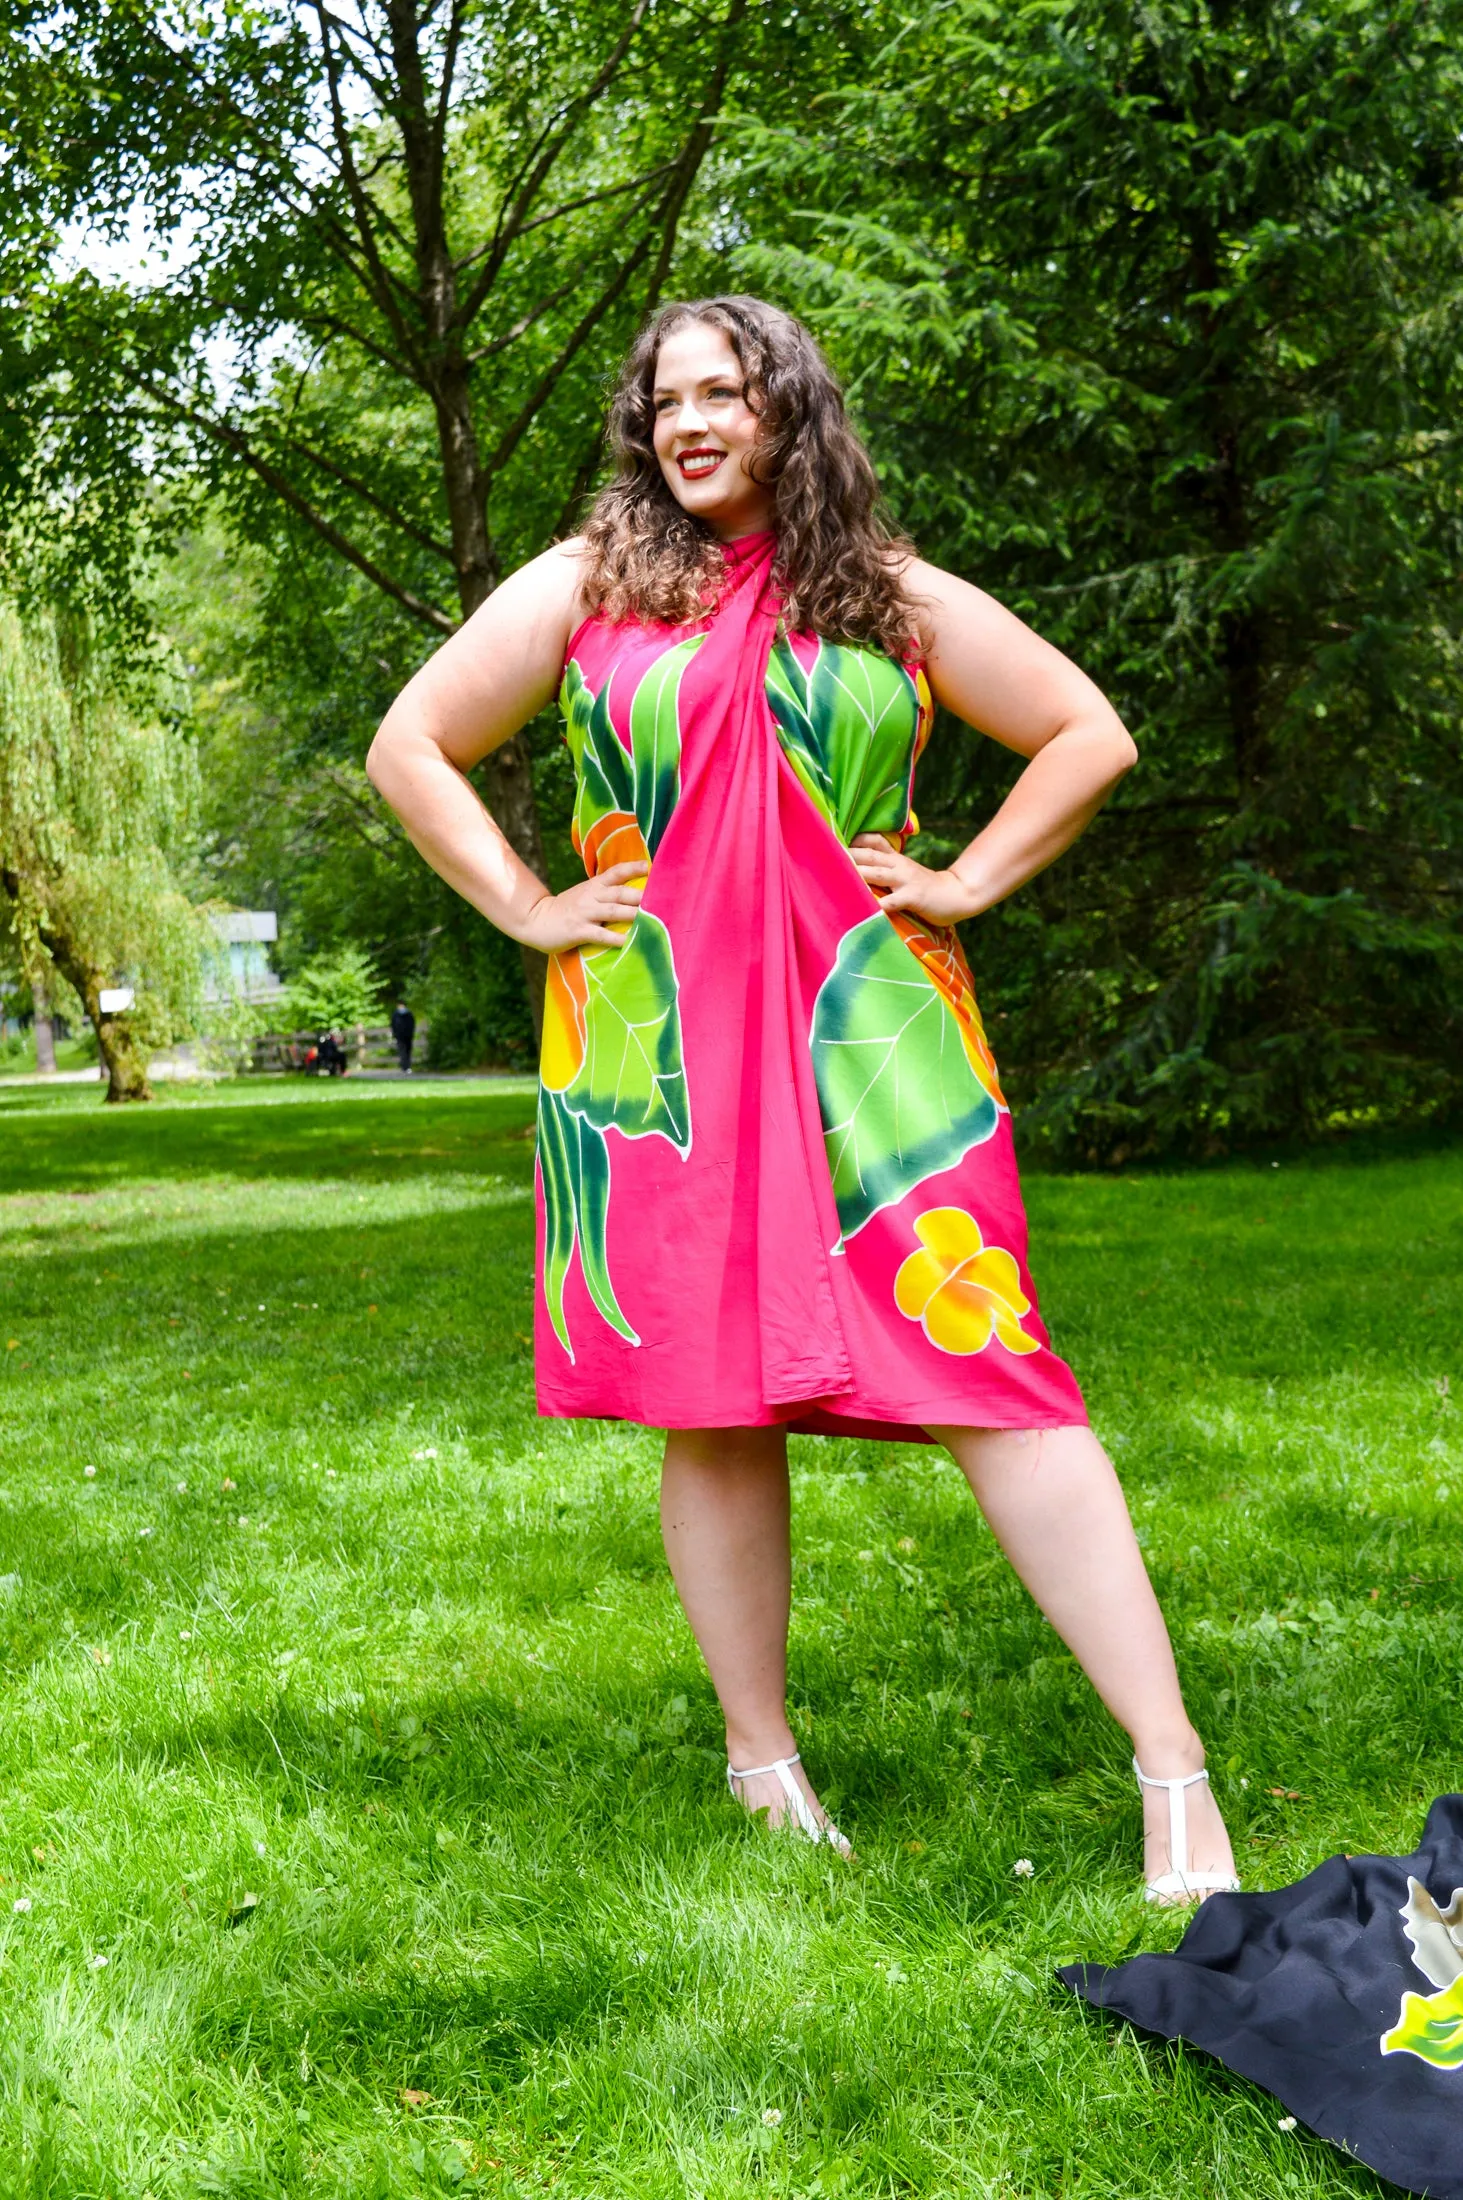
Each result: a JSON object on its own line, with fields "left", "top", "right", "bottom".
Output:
{"left": 42, "top": 941, "right": 151, "bottom": 1103}
{"left": 1222, "top": 603, "right": 1268, "bottom": 798}
{"left": 92, "top": 1007, "right": 152, "bottom": 1103}
{"left": 32, "top": 980, "right": 56, "bottom": 1074}
{"left": 386, "top": 0, "right": 550, "bottom": 1047}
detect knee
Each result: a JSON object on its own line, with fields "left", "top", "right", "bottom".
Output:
{"left": 664, "top": 1425, "right": 789, "bottom": 1475}
{"left": 930, "top": 1422, "right": 1102, "bottom": 1484}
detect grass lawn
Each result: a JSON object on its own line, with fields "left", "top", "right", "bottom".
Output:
{"left": 0, "top": 1031, "right": 98, "bottom": 1079}
{"left": 0, "top": 1077, "right": 1458, "bottom": 2199}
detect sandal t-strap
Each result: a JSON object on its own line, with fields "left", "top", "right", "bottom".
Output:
{"left": 1133, "top": 1757, "right": 1242, "bottom": 1904}
{"left": 728, "top": 1751, "right": 852, "bottom": 1858}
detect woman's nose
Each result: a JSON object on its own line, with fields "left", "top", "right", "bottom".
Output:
{"left": 673, "top": 399, "right": 708, "bottom": 436}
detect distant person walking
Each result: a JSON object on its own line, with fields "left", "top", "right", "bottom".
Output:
{"left": 390, "top": 1000, "right": 416, "bottom": 1074}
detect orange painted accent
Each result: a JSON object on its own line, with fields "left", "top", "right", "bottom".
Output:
{"left": 581, "top": 810, "right": 648, "bottom": 878}
{"left": 912, "top": 666, "right": 935, "bottom": 766}
{"left": 541, "top": 950, "right": 590, "bottom": 1092}
{"left": 888, "top": 911, "right": 1007, "bottom": 1108}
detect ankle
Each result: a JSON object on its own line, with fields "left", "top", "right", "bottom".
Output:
{"left": 1131, "top": 1723, "right": 1205, "bottom": 1779}
{"left": 725, "top": 1722, "right": 798, "bottom": 1771}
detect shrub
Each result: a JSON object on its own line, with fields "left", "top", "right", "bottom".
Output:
{"left": 282, "top": 946, "right": 382, "bottom": 1031}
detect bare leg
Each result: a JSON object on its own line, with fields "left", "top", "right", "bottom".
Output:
{"left": 931, "top": 1423, "right": 1236, "bottom": 1895}
{"left": 660, "top": 1425, "right": 835, "bottom": 1831}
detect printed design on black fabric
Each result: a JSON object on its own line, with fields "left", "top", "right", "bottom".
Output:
{"left": 1380, "top": 1874, "right": 1463, "bottom": 2068}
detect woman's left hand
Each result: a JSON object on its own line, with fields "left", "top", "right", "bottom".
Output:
{"left": 849, "top": 834, "right": 982, "bottom": 926}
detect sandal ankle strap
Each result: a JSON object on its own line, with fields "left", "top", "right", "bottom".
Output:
{"left": 1134, "top": 1757, "right": 1229, "bottom": 1901}
{"left": 727, "top": 1751, "right": 851, "bottom": 1856}
{"left": 728, "top": 1750, "right": 803, "bottom": 1783}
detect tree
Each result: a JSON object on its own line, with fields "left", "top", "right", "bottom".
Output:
{"left": 153, "top": 515, "right": 541, "bottom": 1069}
{"left": 284, "top": 944, "right": 383, "bottom": 1030}
{"left": 0, "top": 0, "right": 773, "bottom": 1035}
{"left": 0, "top": 602, "right": 205, "bottom": 1101}
{"left": 737, "top": 0, "right": 1463, "bottom": 1156}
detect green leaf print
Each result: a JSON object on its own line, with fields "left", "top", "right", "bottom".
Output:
{"left": 565, "top": 913, "right": 690, "bottom": 1150}
{"left": 1382, "top": 1976, "right": 1463, "bottom": 2066}
{"left": 811, "top": 911, "right": 999, "bottom": 1240}
{"left": 562, "top": 659, "right": 633, "bottom": 849}
{"left": 537, "top": 1085, "right": 579, "bottom": 1357}
{"left": 542, "top": 636, "right": 701, "bottom": 1356}
{"left": 766, "top": 636, "right": 920, "bottom": 841}
{"left": 562, "top": 635, "right": 702, "bottom": 859}
{"left": 628, "top": 635, "right": 702, "bottom": 855}
{"left": 567, "top": 1104, "right": 639, "bottom": 1344}
{"left": 537, "top": 1087, "right": 640, "bottom": 1358}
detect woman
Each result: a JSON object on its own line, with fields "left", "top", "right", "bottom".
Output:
{"left": 368, "top": 295, "right": 1237, "bottom": 1902}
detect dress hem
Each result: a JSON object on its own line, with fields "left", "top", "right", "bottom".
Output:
{"left": 535, "top": 1393, "right": 1089, "bottom": 1443}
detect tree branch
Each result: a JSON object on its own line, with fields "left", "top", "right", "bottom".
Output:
{"left": 464, "top": 271, "right": 585, "bottom": 366}
{"left": 113, "top": 20, "right": 418, "bottom": 349}
{"left": 453, "top": 161, "right": 679, "bottom": 273}
{"left": 547, "top": 426, "right": 608, "bottom": 541}
{"left": 481, "top": 231, "right": 658, "bottom": 481}
{"left": 307, "top": 2, "right": 425, "bottom": 365}
{"left": 645, "top": 0, "right": 750, "bottom": 304}
{"left": 268, "top": 431, "right": 454, "bottom": 563}
{"left": 122, "top": 367, "right": 456, "bottom": 634}
{"left": 310, "top": 764, "right": 406, "bottom": 853}
{"left": 295, "top": 306, "right": 418, "bottom": 384}
{"left": 458, "top": 0, "right": 653, "bottom": 331}
{"left": 432, "top": 0, "right": 470, "bottom": 183}
{"left": 475, "top": 0, "right": 750, "bottom": 489}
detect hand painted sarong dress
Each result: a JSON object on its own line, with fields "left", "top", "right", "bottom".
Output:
{"left": 535, "top": 529, "right": 1087, "bottom": 1440}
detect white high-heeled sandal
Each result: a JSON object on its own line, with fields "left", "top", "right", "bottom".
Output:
{"left": 728, "top": 1751, "right": 852, "bottom": 1858}
{"left": 1134, "top": 1757, "right": 1242, "bottom": 1904}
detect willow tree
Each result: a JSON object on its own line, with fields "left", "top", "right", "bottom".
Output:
{"left": 0, "top": 603, "right": 205, "bottom": 1101}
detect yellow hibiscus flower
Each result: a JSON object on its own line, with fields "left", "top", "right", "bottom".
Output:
{"left": 894, "top": 1208, "right": 1040, "bottom": 1356}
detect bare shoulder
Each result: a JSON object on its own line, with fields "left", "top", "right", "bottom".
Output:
{"left": 552, "top": 535, "right": 597, "bottom": 629}
{"left": 892, "top": 555, "right": 1011, "bottom": 660}
{"left": 489, "top": 535, "right": 592, "bottom": 634}
{"left": 889, "top": 554, "right": 1126, "bottom": 757}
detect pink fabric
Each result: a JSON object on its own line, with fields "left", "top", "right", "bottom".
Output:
{"left": 534, "top": 531, "right": 1087, "bottom": 1438}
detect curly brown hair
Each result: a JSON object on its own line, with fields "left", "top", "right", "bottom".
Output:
{"left": 579, "top": 295, "right": 922, "bottom": 658}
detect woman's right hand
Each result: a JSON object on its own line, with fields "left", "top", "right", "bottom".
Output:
{"left": 518, "top": 860, "right": 650, "bottom": 954}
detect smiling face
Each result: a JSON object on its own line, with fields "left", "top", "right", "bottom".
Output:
{"left": 650, "top": 321, "right": 777, "bottom": 541}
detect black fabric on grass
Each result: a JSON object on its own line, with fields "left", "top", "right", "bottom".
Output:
{"left": 1059, "top": 1794, "right": 1463, "bottom": 2199}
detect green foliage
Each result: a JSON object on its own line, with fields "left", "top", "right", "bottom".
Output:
{"left": 4, "top": 1, "right": 1461, "bottom": 1146}
{"left": 735, "top": 0, "right": 1463, "bottom": 1159}
{"left": 153, "top": 521, "right": 539, "bottom": 1071}
{"left": 0, "top": 0, "right": 836, "bottom": 624}
{"left": 0, "top": 1077, "right": 1458, "bottom": 2191}
{"left": 282, "top": 945, "right": 382, "bottom": 1033}
{"left": 414, "top": 915, "right": 539, "bottom": 1072}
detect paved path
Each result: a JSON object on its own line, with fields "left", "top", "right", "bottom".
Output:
{"left": 1, "top": 1064, "right": 525, "bottom": 1089}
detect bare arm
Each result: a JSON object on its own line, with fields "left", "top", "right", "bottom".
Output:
{"left": 849, "top": 558, "right": 1137, "bottom": 923}
{"left": 365, "top": 540, "right": 647, "bottom": 953}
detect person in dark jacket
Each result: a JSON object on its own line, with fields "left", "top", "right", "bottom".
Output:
{"left": 390, "top": 1000, "right": 416, "bottom": 1074}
